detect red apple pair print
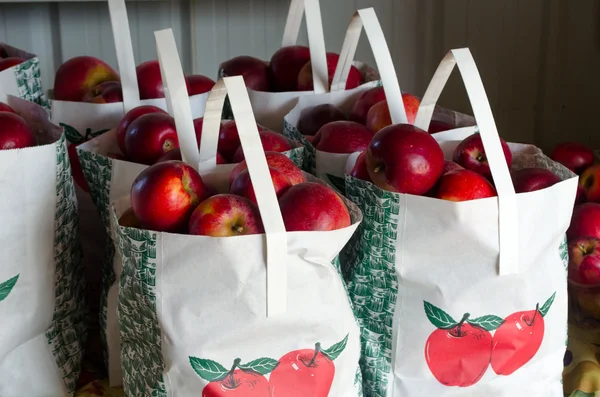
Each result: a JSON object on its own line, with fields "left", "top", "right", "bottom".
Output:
{"left": 424, "top": 292, "right": 556, "bottom": 388}
{"left": 190, "top": 334, "right": 348, "bottom": 396}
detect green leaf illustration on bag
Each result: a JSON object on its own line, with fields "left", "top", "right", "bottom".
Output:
{"left": 424, "top": 293, "right": 556, "bottom": 388}
{"left": 60, "top": 123, "right": 110, "bottom": 145}
{"left": 0, "top": 274, "right": 18, "bottom": 303}
{"left": 190, "top": 357, "right": 274, "bottom": 396}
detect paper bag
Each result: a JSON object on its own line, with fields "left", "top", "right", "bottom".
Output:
{"left": 0, "top": 43, "right": 48, "bottom": 108}
{"left": 343, "top": 48, "right": 577, "bottom": 396}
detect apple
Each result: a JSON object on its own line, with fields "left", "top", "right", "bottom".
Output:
{"left": 118, "top": 207, "right": 142, "bottom": 228}
{"left": 232, "top": 130, "right": 293, "bottom": 163}
{"left": 185, "top": 74, "right": 215, "bottom": 96}
{"left": 116, "top": 105, "right": 168, "bottom": 156}
{"left": 551, "top": 142, "right": 595, "bottom": 174}
{"left": 0, "top": 45, "right": 7, "bottom": 59}
{"left": 579, "top": 165, "right": 600, "bottom": 203}
{"left": 269, "top": 45, "right": 311, "bottom": 92}
{"left": 349, "top": 151, "right": 371, "bottom": 182}
{"left": 442, "top": 160, "right": 463, "bottom": 174}
{"left": 312, "top": 121, "right": 373, "bottom": 154}
{"left": 278, "top": 182, "right": 351, "bottom": 231}
{"left": 576, "top": 185, "right": 587, "bottom": 204}
{"left": 218, "top": 120, "right": 268, "bottom": 162}
{"left": 69, "top": 142, "right": 90, "bottom": 192}
{"left": 81, "top": 81, "right": 123, "bottom": 104}
{"left": 229, "top": 151, "right": 305, "bottom": 187}
{"left": 156, "top": 147, "right": 227, "bottom": 165}
{"left": 53, "top": 56, "right": 120, "bottom": 102}
{"left": 0, "top": 102, "right": 16, "bottom": 113}
{"left": 124, "top": 112, "right": 179, "bottom": 165}
{"left": 136, "top": 60, "right": 165, "bottom": 100}
{"left": 569, "top": 237, "right": 600, "bottom": 285}
{"left": 365, "top": 93, "right": 421, "bottom": 132}
{"left": 200, "top": 359, "right": 271, "bottom": 397}
{"left": 297, "top": 52, "right": 362, "bottom": 92}
{"left": 0, "top": 112, "right": 36, "bottom": 150}
{"left": 452, "top": 133, "right": 513, "bottom": 181}
{"left": 0, "top": 57, "right": 23, "bottom": 72}
{"left": 366, "top": 124, "right": 444, "bottom": 194}
{"left": 428, "top": 120, "right": 454, "bottom": 134}
{"left": 230, "top": 167, "right": 292, "bottom": 205}
{"left": 188, "top": 194, "right": 264, "bottom": 236}
{"left": 436, "top": 169, "right": 497, "bottom": 202}
{"left": 304, "top": 135, "right": 315, "bottom": 144}
{"left": 568, "top": 203, "right": 600, "bottom": 241}
{"left": 130, "top": 160, "right": 207, "bottom": 233}
{"left": 297, "top": 104, "right": 347, "bottom": 136}
{"left": 350, "top": 86, "right": 386, "bottom": 125}
{"left": 511, "top": 167, "right": 561, "bottom": 193}
{"left": 220, "top": 55, "right": 271, "bottom": 92}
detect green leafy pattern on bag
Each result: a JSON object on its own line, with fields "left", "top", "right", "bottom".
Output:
{"left": 77, "top": 149, "right": 115, "bottom": 365}
{"left": 284, "top": 146, "right": 305, "bottom": 170}
{"left": 112, "top": 210, "right": 166, "bottom": 397}
{"left": 344, "top": 174, "right": 401, "bottom": 397}
{"left": 283, "top": 119, "right": 316, "bottom": 174}
{"left": 46, "top": 134, "right": 88, "bottom": 392}
{"left": 12, "top": 57, "right": 48, "bottom": 109}
{"left": 560, "top": 234, "right": 569, "bottom": 271}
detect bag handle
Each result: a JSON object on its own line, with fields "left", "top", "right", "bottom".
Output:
{"left": 155, "top": 29, "right": 289, "bottom": 317}
{"left": 108, "top": 0, "right": 141, "bottom": 113}
{"left": 330, "top": 8, "right": 407, "bottom": 124}
{"left": 280, "top": 0, "right": 328, "bottom": 94}
{"left": 416, "top": 48, "right": 518, "bottom": 276}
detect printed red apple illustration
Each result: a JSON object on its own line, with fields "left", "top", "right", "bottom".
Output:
{"left": 491, "top": 292, "right": 556, "bottom": 376}
{"left": 269, "top": 334, "right": 349, "bottom": 397}
{"left": 424, "top": 301, "right": 504, "bottom": 387}
{"left": 0, "top": 274, "right": 18, "bottom": 303}
{"left": 189, "top": 356, "right": 277, "bottom": 396}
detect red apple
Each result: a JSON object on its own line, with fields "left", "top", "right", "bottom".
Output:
{"left": 569, "top": 237, "right": 600, "bottom": 285}
{"left": 188, "top": 194, "right": 264, "bottom": 236}
{"left": 0, "top": 112, "right": 36, "bottom": 150}
{"left": 350, "top": 151, "right": 371, "bottom": 182}
{"left": 442, "top": 160, "right": 464, "bottom": 175}
{"left": 81, "top": 81, "right": 123, "bottom": 104}
{"left": 116, "top": 105, "right": 168, "bottom": 156}
{"left": 579, "top": 165, "right": 600, "bottom": 203}
{"left": 0, "top": 45, "right": 8, "bottom": 59}
{"left": 136, "top": 60, "right": 165, "bottom": 100}
{"left": 511, "top": 167, "right": 561, "bottom": 193}
{"left": 185, "top": 74, "right": 215, "bottom": 96}
{"left": 278, "top": 182, "right": 351, "bottom": 231}
{"left": 297, "top": 52, "right": 362, "bottom": 92}
{"left": 232, "top": 130, "right": 293, "bottom": 163}
{"left": 156, "top": 147, "right": 227, "bottom": 165}
{"left": 567, "top": 203, "right": 600, "bottom": 241}
{"left": 269, "top": 45, "right": 311, "bottom": 92}
{"left": 53, "top": 56, "right": 120, "bottom": 102}
{"left": 230, "top": 167, "right": 292, "bottom": 205}
{"left": 124, "top": 113, "right": 179, "bottom": 165}
{"left": 220, "top": 55, "right": 271, "bottom": 92}
{"left": 229, "top": 151, "right": 305, "bottom": 187}
{"left": 452, "top": 133, "right": 513, "bottom": 181}
{"left": 312, "top": 121, "right": 373, "bottom": 154}
{"left": 366, "top": 124, "right": 444, "bottom": 194}
{"left": 350, "top": 86, "right": 386, "bottom": 125}
{"left": 200, "top": 359, "right": 271, "bottom": 397}
{"left": 297, "top": 104, "right": 347, "bottom": 136}
{"left": 576, "top": 185, "right": 587, "bottom": 204}
{"left": 218, "top": 120, "right": 268, "bottom": 162}
{"left": 0, "top": 57, "right": 23, "bottom": 71}
{"left": 551, "top": 142, "right": 595, "bottom": 174}
{"left": 428, "top": 120, "right": 454, "bottom": 134}
{"left": 365, "top": 94, "right": 421, "bottom": 132}
{"left": 130, "top": 160, "right": 206, "bottom": 233}
{"left": 436, "top": 169, "right": 497, "bottom": 202}
{"left": 304, "top": 135, "right": 315, "bottom": 144}
{"left": 0, "top": 102, "right": 16, "bottom": 113}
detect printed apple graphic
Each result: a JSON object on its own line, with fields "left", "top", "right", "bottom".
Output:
{"left": 297, "top": 104, "right": 347, "bottom": 136}
{"left": 423, "top": 301, "right": 503, "bottom": 387}
{"left": 81, "top": 81, "right": 123, "bottom": 104}
{"left": 190, "top": 357, "right": 277, "bottom": 397}
{"left": 490, "top": 292, "right": 556, "bottom": 376}
{"left": 568, "top": 237, "right": 600, "bottom": 285}
{"left": 452, "top": 132, "right": 513, "bottom": 181}
{"left": 115, "top": 105, "right": 168, "bottom": 156}
{"left": 270, "top": 334, "right": 349, "bottom": 397}
{"left": 551, "top": 142, "right": 595, "bottom": 174}
{"left": 220, "top": 55, "right": 271, "bottom": 92}
{"left": 269, "top": 45, "right": 311, "bottom": 92}
{"left": 188, "top": 194, "right": 264, "bottom": 236}
{"left": 229, "top": 151, "right": 305, "bottom": 187}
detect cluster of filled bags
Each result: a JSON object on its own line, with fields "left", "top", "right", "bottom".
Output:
{"left": 0, "top": 0, "right": 579, "bottom": 396}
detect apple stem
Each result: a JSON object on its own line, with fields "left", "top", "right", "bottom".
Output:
{"left": 226, "top": 358, "right": 241, "bottom": 387}
{"left": 233, "top": 225, "right": 244, "bottom": 234}
{"left": 457, "top": 313, "right": 470, "bottom": 337}
{"left": 526, "top": 303, "right": 540, "bottom": 326}
{"left": 307, "top": 343, "right": 322, "bottom": 367}
{"left": 373, "top": 165, "right": 382, "bottom": 173}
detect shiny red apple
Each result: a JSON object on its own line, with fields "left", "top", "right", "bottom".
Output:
{"left": 0, "top": 112, "right": 36, "bottom": 150}
{"left": 53, "top": 56, "right": 120, "bottom": 102}
{"left": 297, "top": 52, "right": 362, "bottom": 92}
{"left": 350, "top": 151, "right": 371, "bottom": 182}
{"left": 230, "top": 167, "right": 292, "bottom": 205}
{"left": 569, "top": 237, "right": 600, "bottom": 285}
{"left": 567, "top": 203, "right": 600, "bottom": 241}
{"left": 81, "top": 81, "right": 123, "bottom": 103}
{"left": 579, "top": 165, "right": 600, "bottom": 203}
{"left": 218, "top": 120, "right": 268, "bottom": 162}
{"left": 188, "top": 194, "right": 264, "bottom": 236}
{"left": 269, "top": 45, "right": 311, "bottom": 92}
{"left": 297, "top": 104, "right": 347, "bottom": 136}
{"left": 124, "top": 112, "right": 179, "bottom": 165}
{"left": 185, "top": 74, "right": 215, "bottom": 96}
{"left": 0, "top": 102, "right": 16, "bottom": 113}
{"left": 116, "top": 105, "right": 168, "bottom": 156}
{"left": 436, "top": 169, "right": 497, "bottom": 202}
{"left": 551, "top": 142, "right": 595, "bottom": 175}
{"left": 365, "top": 94, "right": 421, "bottom": 132}
{"left": 511, "top": 167, "right": 561, "bottom": 193}
{"left": 232, "top": 131, "right": 293, "bottom": 163}
{"left": 350, "top": 86, "right": 386, "bottom": 125}
{"left": 136, "top": 60, "right": 165, "bottom": 100}
{"left": 452, "top": 133, "right": 512, "bottom": 181}
{"left": 312, "top": 121, "right": 373, "bottom": 154}
{"left": 220, "top": 55, "right": 271, "bottom": 92}
{"left": 229, "top": 151, "right": 305, "bottom": 187}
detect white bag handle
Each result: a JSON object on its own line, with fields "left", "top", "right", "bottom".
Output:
{"left": 155, "top": 29, "right": 288, "bottom": 317}
{"left": 330, "top": 8, "right": 407, "bottom": 124}
{"left": 416, "top": 48, "right": 518, "bottom": 276}
{"left": 280, "top": 0, "right": 328, "bottom": 94}
{"left": 108, "top": 0, "right": 141, "bottom": 113}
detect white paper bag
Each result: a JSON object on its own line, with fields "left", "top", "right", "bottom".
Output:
{"left": 342, "top": 48, "right": 577, "bottom": 397}
{"left": 283, "top": 8, "right": 478, "bottom": 188}
{"left": 110, "top": 32, "right": 364, "bottom": 396}
{"left": 0, "top": 44, "right": 48, "bottom": 108}
{"left": 0, "top": 96, "right": 87, "bottom": 396}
